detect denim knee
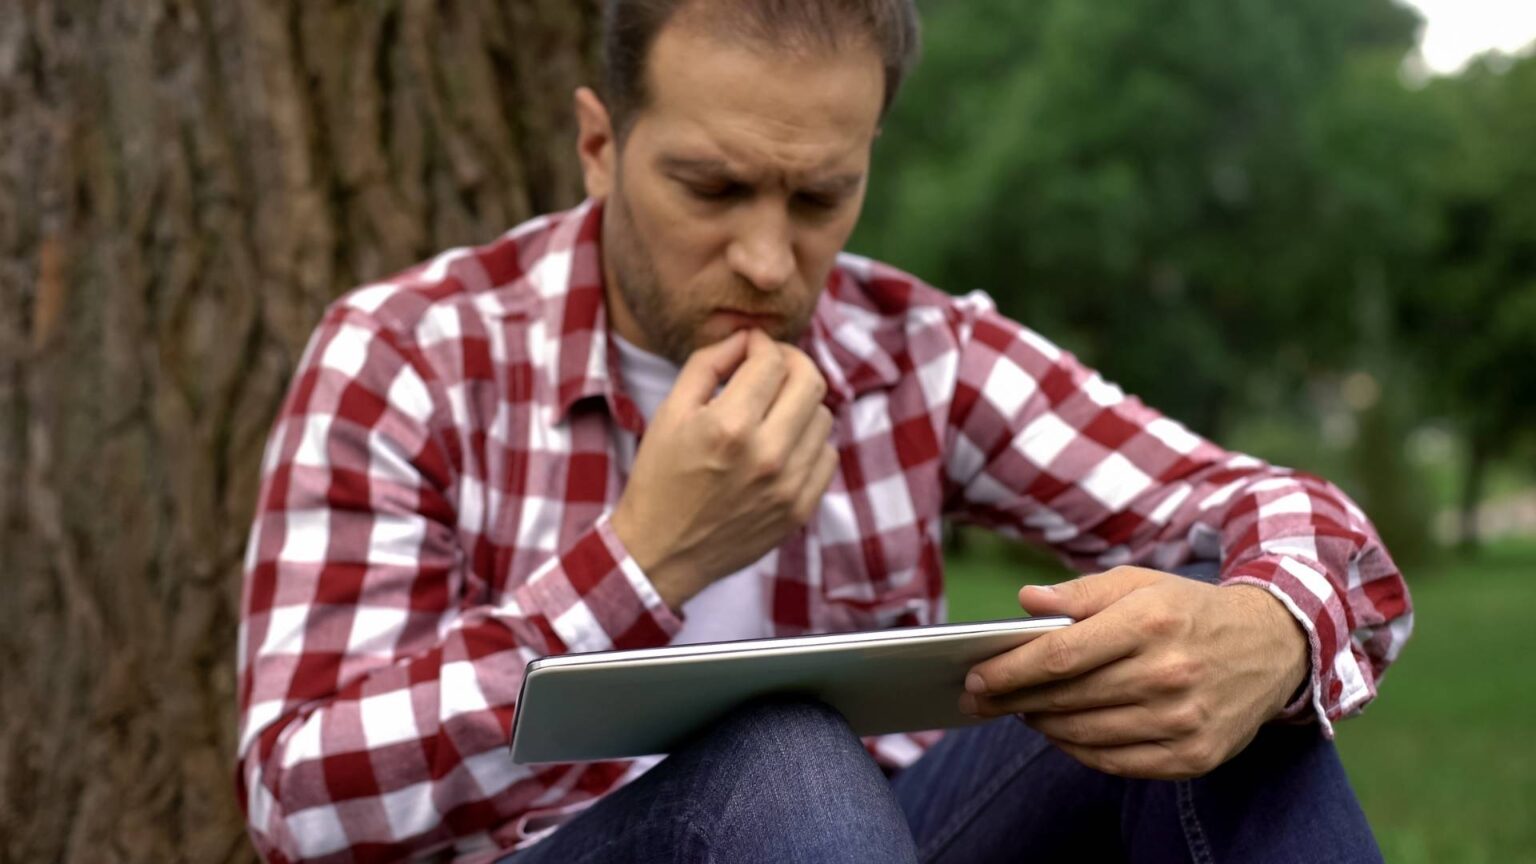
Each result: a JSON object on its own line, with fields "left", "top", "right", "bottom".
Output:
{"left": 713, "top": 694, "right": 856, "bottom": 756}
{"left": 706, "top": 694, "right": 874, "bottom": 803}
{"left": 687, "top": 694, "right": 919, "bottom": 863}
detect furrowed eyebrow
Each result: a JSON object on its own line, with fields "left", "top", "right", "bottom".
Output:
{"left": 658, "top": 155, "right": 862, "bottom": 198}
{"left": 803, "top": 173, "right": 863, "bottom": 197}
{"left": 658, "top": 156, "right": 737, "bottom": 178}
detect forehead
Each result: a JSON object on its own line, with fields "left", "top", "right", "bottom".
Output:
{"left": 632, "top": 20, "right": 885, "bottom": 178}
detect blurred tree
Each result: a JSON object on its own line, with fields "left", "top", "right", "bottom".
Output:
{"left": 853, "top": 0, "right": 1453, "bottom": 563}
{"left": 1408, "top": 55, "right": 1536, "bottom": 549}
{"left": 0, "top": 2, "right": 593, "bottom": 861}
{"left": 855, "top": 0, "right": 1438, "bottom": 439}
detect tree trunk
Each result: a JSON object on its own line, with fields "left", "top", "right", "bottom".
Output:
{"left": 0, "top": 2, "right": 594, "bottom": 860}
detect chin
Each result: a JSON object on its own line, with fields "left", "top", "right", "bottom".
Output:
{"left": 691, "top": 321, "right": 743, "bottom": 350}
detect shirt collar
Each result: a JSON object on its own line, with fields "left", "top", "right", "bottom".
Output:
{"left": 539, "top": 199, "right": 901, "bottom": 426}
{"left": 800, "top": 266, "right": 903, "bottom": 411}
{"left": 528, "top": 199, "right": 639, "bottom": 432}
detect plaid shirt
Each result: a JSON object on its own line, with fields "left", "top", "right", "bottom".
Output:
{"left": 237, "top": 199, "right": 1412, "bottom": 862}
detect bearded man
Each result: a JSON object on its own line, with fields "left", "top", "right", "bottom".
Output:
{"left": 236, "top": 1, "right": 1410, "bottom": 861}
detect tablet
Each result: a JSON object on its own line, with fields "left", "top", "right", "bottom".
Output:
{"left": 510, "top": 615, "right": 1073, "bottom": 764}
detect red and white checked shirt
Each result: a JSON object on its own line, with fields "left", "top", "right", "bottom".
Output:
{"left": 237, "top": 199, "right": 1412, "bottom": 862}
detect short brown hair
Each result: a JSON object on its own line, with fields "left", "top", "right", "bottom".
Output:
{"left": 601, "top": 0, "right": 921, "bottom": 137}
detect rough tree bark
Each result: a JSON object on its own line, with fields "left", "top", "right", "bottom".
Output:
{"left": 0, "top": 2, "right": 595, "bottom": 860}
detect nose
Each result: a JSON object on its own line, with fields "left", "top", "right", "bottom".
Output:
{"left": 726, "top": 200, "right": 795, "bottom": 293}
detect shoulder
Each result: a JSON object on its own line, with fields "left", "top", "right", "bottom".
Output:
{"left": 824, "top": 252, "right": 1026, "bottom": 344}
{"left": 818, "top": 254, "right": 1073, "bottom": 406}
{"left": 827, "top": 252, "right": 976, "bottom": 324}
{"left": 816, "top": 254, "right": 1006, "bottom": 388}
{"left": 323, "top": 204, "right": 588, "bottom": 346}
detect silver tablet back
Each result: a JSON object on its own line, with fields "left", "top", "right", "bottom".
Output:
{"left": 510, "top": 616, "right": 1072, "bottom": 764}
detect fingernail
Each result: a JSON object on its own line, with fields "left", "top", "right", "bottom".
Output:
{"left": 1023, "top": 584, "right": 1055, "bottom": 594}
{"left": 965, "top": 673, "right": 986, "bottom": 694}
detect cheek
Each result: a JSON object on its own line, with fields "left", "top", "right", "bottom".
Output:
{"left": 639, "top": 203, "right": 726, "bottom": 283}
{"left": 665, "top": 226, "right": 725, "bottom": 280}
{"left": 668, "top": 246, "right": 740, "bottom": 319}
{"left": 797, "top": 222, "right": 855, "bottom": 285}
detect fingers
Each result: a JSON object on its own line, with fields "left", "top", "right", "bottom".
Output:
{"left": 972, "top": 570, "right": 1209, "bottom": 695}
{"left": 966, "top": 600, "right": 1146, "bottom": 692}
{"left": 1017, "top": 567, "right": 1164, "bottom": 619}
{"left": 1024, "top": 704, "right": 1166, "bottom": 748}
{"left": 678, "top": 332, "right": 833, "bottom": 527}
{"left": 1044, "top": 722, "right": 1239, "bottom": 780}
{"left": 756, "top": 344, "right": 829, "bottom": 448}
{"left": 1045, "top": 737, "right": 1196, "bottom": 780}
{"left": 708, "top": 329, "right": 790, "bottom": 421}
{"left": 781, "top": 403, "right": 834, "bottom": 474}
{"left": 670, "top": 330, "right": 751, "bottom": 407}
{"left": 972, "top": 658, "right": 1144, "bottom": 715}
{"left": 791, "top": 441, "right": 840, "bottom": 523}
{"left": 765, "top": 346, "right": 834, "bottom": 522}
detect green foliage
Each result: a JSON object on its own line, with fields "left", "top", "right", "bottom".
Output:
{"left": 1406, "top": 56, "right": 1536, "bottom": 462}
{"left": 854, "top": 0, "right": 1536, "bottom": 549}
{"left": 857, "top": 0, "right": 1440, "bottom": 437}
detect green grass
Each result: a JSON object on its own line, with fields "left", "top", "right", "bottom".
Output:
{"left": 943, "top": 535, "right": 1536, "bottom": 863}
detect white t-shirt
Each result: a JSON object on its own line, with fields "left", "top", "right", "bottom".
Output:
{"left": 611, "top": 333, "right": 769, "bottom": 645}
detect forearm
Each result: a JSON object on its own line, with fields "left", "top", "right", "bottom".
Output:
{"left": 1115, "top": 463, "right": 1410, "bottom": 729}
{"left": 239, "top": 514, "right": 683, "bottom": 861}
{"left": 238, "top": 275, "right": 699, "bottom": 858}
{"left": 942, "top": 300, "right": 1411, "bottom": 730}
{"left": 1135, "top": 465, "right": 1410, "bottom": 729}
{"left": 240, "top": 610, "right": 535, "bottom": 862}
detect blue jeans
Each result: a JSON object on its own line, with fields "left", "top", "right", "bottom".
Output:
{"left": 503, "top": 697, "right": 1381, "bottom": 863}
{"left": 504, "top": 565, "right": 1383, "bottom": 863}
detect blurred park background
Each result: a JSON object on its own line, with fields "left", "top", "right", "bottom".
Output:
{"left": 887, "top": 2, "right": 1536, "bottom": 861}
{"left": 0, "top": 0, "right": 1531, "bottom": 861}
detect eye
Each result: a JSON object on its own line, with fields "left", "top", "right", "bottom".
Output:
{"left": 685, "top": 181, "right": 747, "bottom": 202}
{"left": 794, "top": 192, "right": 842, "bottom": 213}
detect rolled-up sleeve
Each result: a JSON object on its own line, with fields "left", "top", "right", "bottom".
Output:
{"left": 941, "top": 291, "right": 1413, "bottom": 735}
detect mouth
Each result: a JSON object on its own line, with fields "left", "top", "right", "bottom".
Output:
{"left": 711, "top": 308, "right": 781, "bottom": 329}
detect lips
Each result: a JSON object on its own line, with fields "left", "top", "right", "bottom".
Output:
{"left": 713, "top": 308, "right": 780, "bottom": 327}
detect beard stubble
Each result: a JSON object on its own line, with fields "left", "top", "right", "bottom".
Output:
{"left": 603, "top": 181, "right": 817, "bottom": 366}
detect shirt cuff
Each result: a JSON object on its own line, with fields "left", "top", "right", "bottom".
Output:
{"left": 510, "top": 512, "right": 684, "bottom": 654}
{"left": 1221, "top": 554, "right": 1356, "bottom": 739}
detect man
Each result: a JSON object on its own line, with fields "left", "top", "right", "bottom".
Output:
{"left": 236, "top": 0, "right": 1411, "bottom": 861}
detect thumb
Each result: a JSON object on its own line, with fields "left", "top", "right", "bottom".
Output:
{"left": 1018, "top": 567, "right": 1161, "bottom": 619}
{"left": 669, "top": 330, "right": 750, "bottom": 407}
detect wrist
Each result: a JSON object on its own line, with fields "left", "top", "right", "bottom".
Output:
{"left": 1227, "top": 584, "right": 1310, "bottom": 715}
{"left": 611, "top": 505, "right": 697, "bottom": 612}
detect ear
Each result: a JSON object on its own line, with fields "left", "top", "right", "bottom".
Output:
{"left": 574, "top": 87, "right": 616, "bottom": 200}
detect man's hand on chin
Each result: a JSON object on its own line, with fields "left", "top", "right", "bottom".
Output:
{"left": 958, "top": 566, "right": 1311, "bottom": 780}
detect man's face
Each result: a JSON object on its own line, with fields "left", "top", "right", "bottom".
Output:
{"left": 576, "top": 20, "right": 885, "bottom": 364}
